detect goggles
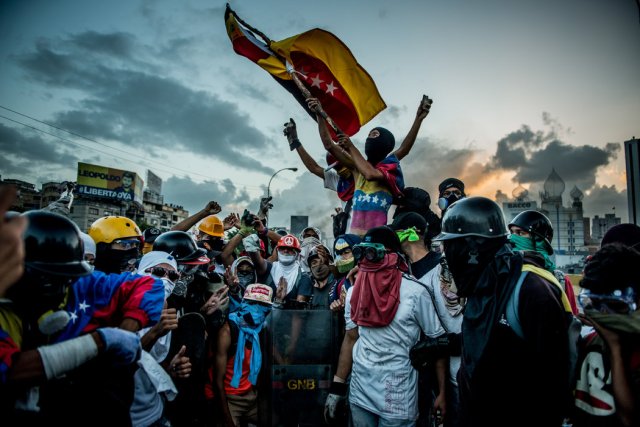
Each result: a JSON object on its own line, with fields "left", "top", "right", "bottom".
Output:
{"left": 442, "top": 189, "right": 462, "bottom": 198}
{"left": 112, "top": 239, "right": 140, "bottom": 250}
{"left": 146, "top": 266, "right": 180, "bottom": 282}
{"left": 578, "top": 287, "right": 637, "bottom": 315}
{"left": 352, "top": 243, "right": 388, "bottom": 263}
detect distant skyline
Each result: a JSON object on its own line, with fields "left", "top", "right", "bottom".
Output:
{"left": 1, "top": 0, "right": 638, "bottom": 234}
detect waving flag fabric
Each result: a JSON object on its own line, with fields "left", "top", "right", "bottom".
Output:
{"left": 225, "top": 5, "right": 386, "bottom": 137}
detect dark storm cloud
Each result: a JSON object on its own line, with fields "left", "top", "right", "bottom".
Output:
{"left": 487, "top": 118, "right": 620, "bottom": 190}
{"left": 0, "top": 123, "right": 78, "bottom": 175}
{"left": 69, "top": 31, "right": 135, "bottom": 58}
{"left": 162, "top": 175, "right": 253, "bottom": 215}
{"left": 14, "top": 31, "right": 274, "bottom": 174}
{"left": 582, "top": 184, "right": 629, "bottom": 222}
{"left": 401, "top": 138, "right": 480, "bottom": 198}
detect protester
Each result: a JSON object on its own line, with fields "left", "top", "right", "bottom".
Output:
{"left": 508, "top": 209, "right": 579, "bottom": 314}
{"left": 2, "top": 210, "right": 164, "bottom": 426}
{"left": 434, "top": 196, "right": 572, "bottom": 427}
{"left": 572, "top": 237, "right": 640, "bottom": 426}
{"left": 436, "top": 178, "right": 465, "bottom": 216}
{"left": 88, "top": 215, "right": 144, "bottom": 274}
{"left": 307, "top": 95, "right": 432, "bottom": 237}
{"left": 307, "top": 244, "right": 337, "bottom": 310}
{"left": 215, "top": 284, "right": 273, "bottom": 427}
{"left": 325, "top": 226, "right": 446, "bottom": 425}
{"left": 243, "top": 233, "right": 312, "bottom": 308}
{"left": 328, "top": 234, "right": 362, "bottom": 313}
{"left": 131, "top": 250, "right": 191, "bottom": 427}
{"left": 79, "top": 230, "right": 97, "bottom": 266}
{"left": 142, "top": 227, "right": 162, "bottom": 255}
{"left": 390, "top": 212, "right": 457, "bottom": 427}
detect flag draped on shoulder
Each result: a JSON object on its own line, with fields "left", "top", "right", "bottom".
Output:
{"left": 224, "top": 4, "right": 386, "bottom": 137}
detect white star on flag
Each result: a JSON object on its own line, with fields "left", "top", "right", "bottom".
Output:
{"left": 365, "top": 194, "right": 371, "bottom": 203}
{"left": 78, "top": 300, "right": 90, "bottom": 312}
{"left": 69, "top": 311, "right": 78, "bottom": 323}
{"left": 325, "top": 81, "right": 337, "bottom": 95}
{"left": 372, "top": 195, "right": 379, "bottom": 204}
{"left": 380, "top": 200, "right": 388, "bottom": 208}
{"left": 310, "top": 74, "right": 324, "bottom": 88}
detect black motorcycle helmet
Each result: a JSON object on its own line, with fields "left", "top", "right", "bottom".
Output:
{"left": 434, "top": 196, "right": 508, "bottom": 241}
{"left": 22, "top": 210, "right": 93, "bottom": 277}
{"left": 152, "top": 231, "right": 209, "bottom": 264}
{"left": 508, "top": 210, "right": 554, "bottom": 254}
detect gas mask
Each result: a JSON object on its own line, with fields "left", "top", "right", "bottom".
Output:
{"left": 438, "top": 193, "right": 463, "bottom": 212}
{"left": 198, "top": 238, "right": 225, "bottom": 259}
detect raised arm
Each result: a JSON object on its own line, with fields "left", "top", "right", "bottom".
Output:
{"left": 306, "top": 98, "right": 355, "bottom": 169}
{"left": 336, "top": 134, "right": 383, "bottom": 181}
{"left": 284, "top": 118, "right": 324, "bottom": 178}
{"left": 393, "top": 95, "right": 433, "bottom": 161}
{"left": 171, "top": 201, "right": 221, "bottom": 232}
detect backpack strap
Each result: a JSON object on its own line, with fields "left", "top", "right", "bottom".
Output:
{"left": 522, "top": 264, "right": 573, "bottom": 313}
{"left": 505, "top": 270, "right": 528, "bottom": 339}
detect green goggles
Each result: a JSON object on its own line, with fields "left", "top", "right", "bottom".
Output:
{"left": 352, "top": 243, "right": 388, "bottom": 263}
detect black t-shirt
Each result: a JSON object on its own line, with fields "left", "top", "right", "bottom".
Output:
{"left": 410, "top": 251, "right": 442, "bottom": 280}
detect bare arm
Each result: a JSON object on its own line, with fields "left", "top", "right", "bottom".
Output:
{"left": 433, "top": 356, "right": 448, "bottom": 420}
{"left": 215, "top": 323, "right": 236, "bottom": 427}
{"left": 295, "top": 144, "right": 325, "bottom": 178}
{"left": 393, "top": 95, "right": 433, "bottom": 161}
{"left": 306, "top": 98, "right": 355, "bottom": 169}
{"left": 171, "top": 201, "right": 221, "bottom": 232}
{"left": 220, "top": 232, "right": 244, "bottom": 267}
{"left": 334, "top": 327, "right": 359, "bottom": 382}
{"left": 336, "top": 134, "right": 383, "bottom": 181}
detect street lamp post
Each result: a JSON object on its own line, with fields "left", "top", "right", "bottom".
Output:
{"left": 266, "top": 167, "right": 298, "bottom": 223}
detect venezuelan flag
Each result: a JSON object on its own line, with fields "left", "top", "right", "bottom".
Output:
{"left": 225, "top": 5, "right": 386, "bottom": 137}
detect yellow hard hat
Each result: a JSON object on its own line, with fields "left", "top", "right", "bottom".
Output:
{"left": 198, "top": 215, "right": 224, "bottom": 238}
{"left": 88, "top": 216, "right": 142, "bottom": 244}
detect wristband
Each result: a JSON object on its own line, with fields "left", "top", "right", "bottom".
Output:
{"left": 289, "top": 139, "right": 302, "bottom": 151}
{"left": 328, "top": 380, "right": 348, "bottom": 395}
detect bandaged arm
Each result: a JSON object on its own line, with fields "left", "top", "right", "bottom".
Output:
{"left": 8, "top": 332, "right": 103, "bottom": 384}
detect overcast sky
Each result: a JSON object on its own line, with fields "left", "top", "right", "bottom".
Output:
{"left": 1, "top": 0, "right": 638, "bottom": 234}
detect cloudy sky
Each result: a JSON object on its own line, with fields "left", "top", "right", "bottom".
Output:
{"left": 1, "top": 0, "right": 638, "bottom": 235}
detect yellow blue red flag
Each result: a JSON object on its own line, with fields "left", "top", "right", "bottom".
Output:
{"left": 225, "top": 5, "right": 386, "bottom": 137}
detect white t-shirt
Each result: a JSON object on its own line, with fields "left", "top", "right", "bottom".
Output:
{"left": 418, "top": 264, "right": 463, "bottom": 386}
{"left": 345, "top": 275, "right": 446, "bottom": 421}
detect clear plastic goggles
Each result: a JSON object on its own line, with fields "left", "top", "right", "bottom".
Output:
{"left": 578, "top": 287, "right": 637, "bottom": 315}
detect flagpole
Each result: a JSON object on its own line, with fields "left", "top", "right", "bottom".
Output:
{"left": 227, "top": 4, "right": 345, "bottom": 136}
{"left": 285, "top": 62, "right": 345, "bottom": 136}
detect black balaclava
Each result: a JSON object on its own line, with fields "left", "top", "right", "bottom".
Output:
{"left": 94, "top": 243, "right": 139, "bottom": 274}
{"left": 364, "top": 127, "right": 395, "bottom": 165}
{"left": 442, "top": 236, "right": 507, "bottom": 297}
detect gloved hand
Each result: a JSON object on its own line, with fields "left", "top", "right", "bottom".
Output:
{"left": 283, "top": 118, "right": 301, "bottom": 150}
{"left": 96, "top": 327, "right": 142, "bottom": 366}
{"left": 242, "top": 234, "right": 261, "bottom": 253}
{"left": 324, "top": 380, "right": 348, "bottom": 424}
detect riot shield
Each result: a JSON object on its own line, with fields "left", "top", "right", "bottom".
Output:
{"left": 259, "top": 309, "right": 344, "bottom": 427}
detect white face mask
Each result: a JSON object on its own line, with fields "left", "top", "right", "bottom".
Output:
{"left": 278, "top": 254, "right": 297, "bottom": 266}
{"left": 160, "top": 277, "right": 176, "bottom": 299}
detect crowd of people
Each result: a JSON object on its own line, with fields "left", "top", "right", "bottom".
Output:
{"left": 1, "top": 95, "right": 638, "bottom": 427}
